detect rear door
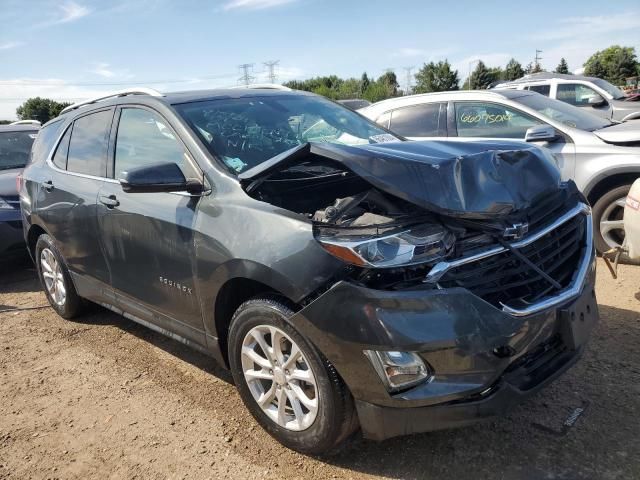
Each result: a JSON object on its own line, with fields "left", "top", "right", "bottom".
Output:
{"left": 385, "top": 102, "right": 447, "bottom": 140}
{"left": 97, "top": 105, "right": 206, "bottom": 344}
{"left": 38, "top": 108, "right": 115, "bottom": 300}
{"left": 450, "top": 101, "right": 577, "bottom": 180}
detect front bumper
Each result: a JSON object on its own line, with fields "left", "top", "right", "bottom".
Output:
{"left": 290, "top": 250, "right": 598, "bottom": 441}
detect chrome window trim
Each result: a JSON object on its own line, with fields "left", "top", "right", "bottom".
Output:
{"left": 425, "top": 202, "right": 593, "bottom": 317}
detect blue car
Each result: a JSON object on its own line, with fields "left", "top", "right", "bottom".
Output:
{"left": 0, "top": 123, "right": 39, "bottom": 259}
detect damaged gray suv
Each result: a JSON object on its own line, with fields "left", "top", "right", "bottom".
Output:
{"left": 20, "top": 88, "right": 598, "bottom": 454}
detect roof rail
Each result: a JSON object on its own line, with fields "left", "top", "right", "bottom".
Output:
{"left": 60, "top": 88, "right": 164, "bottom": 115}
{"left": 230, "top": 84, "right": 292, "bottom": 91}
{"left": 9, "top": 120, "right": 41, "bottom": 126}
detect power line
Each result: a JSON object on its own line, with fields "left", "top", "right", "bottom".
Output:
{"left": 263, "top": 60, "right": 279, "bottom": 83}
{"left": 238, "top": 63, "right": 255, "bottom": 86}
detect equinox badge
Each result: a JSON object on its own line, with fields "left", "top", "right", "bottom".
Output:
{"left": 159, "top": 276, "right": 193, "bottom": 295}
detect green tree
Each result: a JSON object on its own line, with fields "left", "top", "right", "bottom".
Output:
{"left": 312, "top": 85, "right": 338, "bottom": 100}
{"left": 584, "top": 45, "right": 638, "bottom": 84}
{"left": 504, "top": 58, "right": 525, "bottom": 81}
{"left": 378, "top": 71, "right": 399, "bottom": 97}
{"left": 487, "top": 67, "right": 504, "bottom": 85}
{"left": 362, "top": 82, "right": 389, "bottom": 103}
{"left": 555, "top": 58, "right": 571, "bottom": 74}
{"left": 469, "top": 61, "right": 492, "bottom": 89}
{"left": 360, "top": 72, "right": 370, "bottom": 95}
{"left": 414, "top": 60, "right": 459, "bottom": 93}
{"left": 16, "top": 97, "right": 71, "bottom": 123}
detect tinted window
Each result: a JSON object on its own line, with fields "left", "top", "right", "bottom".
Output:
{"left": 67, "top": 109, "right": 112, "bottom": 177}
{"left": 454, "top": 102, "right": 542, "bottom": 138}
{"left": 52, "top": 126, "right": 72, "bottom": 169}
{"left": 114, "top": 108, "right": 190, "bottom": 180}
{"left": 0, "top": 130, "right": 37, "bottom": 170}
{"left": 30, "top": 120, "right": 62, "bottom": 164}
{"left": 556, "top": 84, "right": 602, "bottom": 106}
{"left": 527, "top": 85, "right": 551, "bottom": 96}
{"left": 389, "top": 103, "right": 445, "bottom": 137}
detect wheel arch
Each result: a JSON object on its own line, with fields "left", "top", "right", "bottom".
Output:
{"left": 584, "top": 170, "right": 640, "bottom": 205}
{"left": 203, "top": 259, "right": 306, "bottom": 367}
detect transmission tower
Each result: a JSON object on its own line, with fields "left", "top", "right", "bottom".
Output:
{"left": 263, "top": 60, "right": 279, "bottom": 83}
{"left": 403, "top": 66, "right": 414, "bottom": 95}
{"left": 238, "top": 63, "right": 255, "bottom": 86}
{"left": 534, "top": 50, "right": 543, "bottom": 70}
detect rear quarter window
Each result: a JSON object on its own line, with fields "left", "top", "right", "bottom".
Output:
{"left": 30, "top": 120, "right": 63, "bottom": 165}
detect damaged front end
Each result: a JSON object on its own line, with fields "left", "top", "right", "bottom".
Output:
{"left": 240, "top": 140, "right": 589, "bottom": 307}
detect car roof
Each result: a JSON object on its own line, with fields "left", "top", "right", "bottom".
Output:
{"left": 361, "top": 89, "right": 535, "bottom": 113}
{"left": 496, "top": 72, "right": 602, "bottom": 86}
{"left": 0, "top": 124, "right": 40, "bottom": 133}
{"left": 163, "top": 88, "right": 315, "bottom": 105}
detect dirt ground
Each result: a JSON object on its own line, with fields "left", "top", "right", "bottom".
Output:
{"left": 0, "top": 257, "right": 639, "bottom": 480}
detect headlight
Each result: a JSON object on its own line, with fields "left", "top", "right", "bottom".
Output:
{"left": 316, "top": 223, "right": 455, "bottom": 268}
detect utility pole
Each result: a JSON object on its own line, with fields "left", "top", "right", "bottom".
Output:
{"left": 263, "top": 60, "right": 279, "bottom": 83}
{"left": 534, "top": 49, "right": 543, "bottom": 71}
{"left": 238, "top": 63, "right": 255, "bottom": 86}
{"left": 403, "top": 66, "right": 414, "bottom": 95}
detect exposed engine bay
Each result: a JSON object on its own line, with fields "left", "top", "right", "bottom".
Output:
{"left": 240, "top": 141, "right": 583, "bottom": 295}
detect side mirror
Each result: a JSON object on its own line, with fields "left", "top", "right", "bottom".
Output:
{"left": 119, "top": 162, "right": 203, "bottom": 194}
{"left": 524, "top": 125, "right": 558, "bottom": 143}
{"left": 587, "top": 94, "right": 606, "bottom": 107}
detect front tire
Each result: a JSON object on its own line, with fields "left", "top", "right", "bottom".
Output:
{"left": 228, "top": 296, "right": 358, "bottom": 455}
{"left": 592, "top": 185, "right": 639, "bottom": 264}
{"left": 35, "top": 234, "right": 84, "bottom": 318}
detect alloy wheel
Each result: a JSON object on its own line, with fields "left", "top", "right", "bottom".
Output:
{"left": 241, "top": 325, "right": 318, "bottom": 431}
{"left": 600, "top": 196, "right": 626, "bottom": 250}
{"left": 40, "top": 248, "right": 66, "bottom": 306}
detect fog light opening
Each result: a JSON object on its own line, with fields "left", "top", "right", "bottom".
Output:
{"left": 364, "top": 350, "right": 432, "bottom": 393}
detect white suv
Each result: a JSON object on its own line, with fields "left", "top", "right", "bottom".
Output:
{"left": 494, "top": 73, "right": 640, "bottom": 122}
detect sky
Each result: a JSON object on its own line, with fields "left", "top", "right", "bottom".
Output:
{"left": 0, "top": 0, "right": 639, "bottom": 119}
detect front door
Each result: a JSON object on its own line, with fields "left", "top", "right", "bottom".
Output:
{"left": 97, "top": 106, "right": 206, "bottom": 343}
{"left": 451, "top": 101, "right": 577, "bottom": 181}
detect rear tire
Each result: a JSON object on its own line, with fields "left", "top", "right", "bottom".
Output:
{"left": 592, "top": 185, "right": 639, "bottom": 265}
{"left": 228, "top": 296, "right": 358, "bottom": 455}
{"left": 35, "top": 234, "right": 84, "bottom": 318}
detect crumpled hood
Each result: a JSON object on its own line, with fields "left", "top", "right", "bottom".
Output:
{"left": 240, "top": 139, "right": 562, "bottom": 219}
{"left": 594, "top": 120, "right": 640, "bottom": 144}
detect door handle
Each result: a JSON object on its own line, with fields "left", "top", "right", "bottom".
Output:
{"left": 99, "top": 194, "right": 120, "bottom": 208}
{"left": 42, "top": 180, "right": 54, "bottom": 192}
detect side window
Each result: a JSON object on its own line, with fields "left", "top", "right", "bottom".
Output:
{"left": 527, "top": 85, "right": 551, "bottom": 96}
{"left": 389, "top": 103, "right": 445, "bottom": 137}
{"left": 114, "top": 108, "right": 190, "bottom": 180}
{"left": 556, "top": 84, "right": 602, "bottom": 106}
{"left": 67, "top": 109, "right": 113, "bottom": 177}
{"left": 52, "top": 126, "right": 72, "bottom": 169}
{"left": 30, "top": 120, "right": 63, "bottom": 164}
{"left": 375, "top": 111, "right": 391, "bottom": 129}
{"left": 454, "top": 102, "right": 542, "bottom": 139}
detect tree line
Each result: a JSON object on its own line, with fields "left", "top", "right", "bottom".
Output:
{"left": 7, "top": 45, "right": 639, "bottom": 124}
{"left": 285, "top": 45, "right": 639, "bottom": 100}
